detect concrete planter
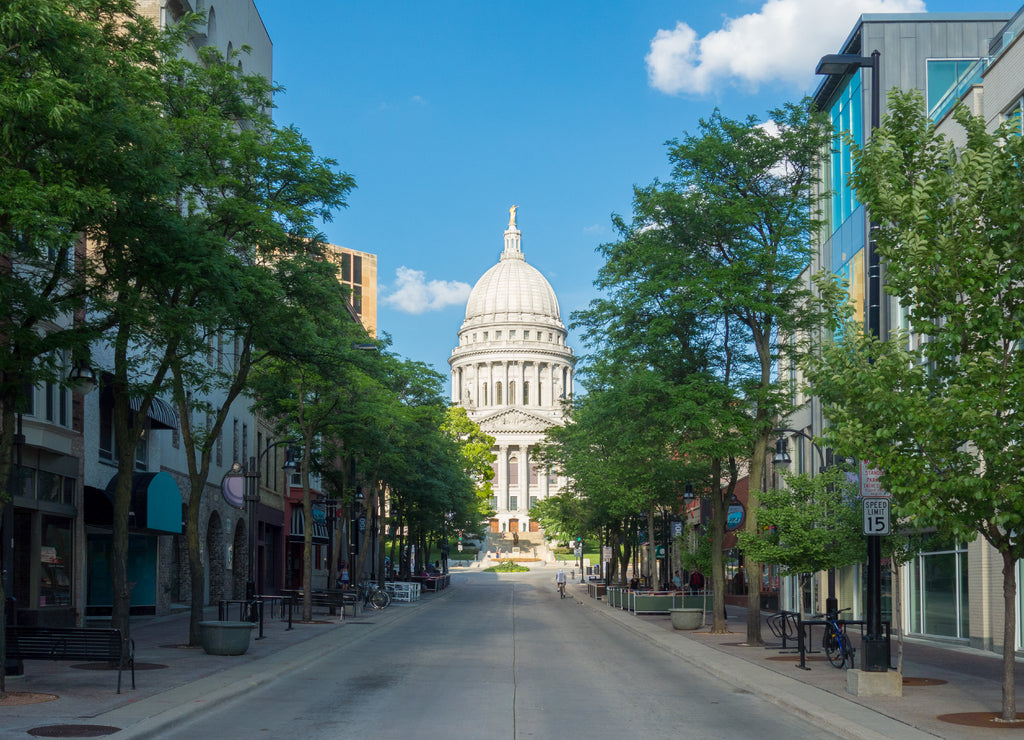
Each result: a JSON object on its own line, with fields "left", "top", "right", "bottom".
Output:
{"left": 199, "top": 621, "right": 255, "bottom": 655}
{"left": 670, "top": 608, "right": 703, "bottom": 630}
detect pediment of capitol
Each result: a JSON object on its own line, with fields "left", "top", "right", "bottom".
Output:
{"left": 476, "top": 407, "right": 557, "bottom": 434}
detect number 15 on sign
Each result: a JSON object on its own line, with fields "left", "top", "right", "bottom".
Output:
{"left": 863, "top": 498, "right": 890, "bottom": 535}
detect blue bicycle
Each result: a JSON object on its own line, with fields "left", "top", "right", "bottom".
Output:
{"left": 822, "top": 608, "right": 855, "bottom": 668}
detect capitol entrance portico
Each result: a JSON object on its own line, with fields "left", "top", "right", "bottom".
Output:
{"left": 450, "top": 208, "right": 575, "bottom": 533}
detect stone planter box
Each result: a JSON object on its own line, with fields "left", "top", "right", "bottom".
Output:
{"left": 670, "top": 608, "right": 704, "bottom": 630}
{"left": 199, "top": 621, "right": 255, "bottom": 655}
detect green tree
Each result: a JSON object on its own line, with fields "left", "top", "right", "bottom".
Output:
{"left": 649, "top": 102, "right": 830, "bottom": 644}
{"left": 805, "top": 89, "right": 1024, "bottom": 720}
{"left": 250, "top": 319, "right": 375, "bottom": 622}
{"left": 440, "top": 406, "right": 496, "bottom": 527}
{"left": 0, "top": 0, "right": 171, "bottom": 671}
{"left": 737, "top": 467, "right": 863, "bottom": 614}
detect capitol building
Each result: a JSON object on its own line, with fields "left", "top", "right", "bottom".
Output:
{"left": 449, "top": 208, "right": 575, "bottom": 534}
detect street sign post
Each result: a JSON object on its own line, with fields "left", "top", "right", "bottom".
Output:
{"left": 863, "top": 498, "right": 890, "bottom": 535}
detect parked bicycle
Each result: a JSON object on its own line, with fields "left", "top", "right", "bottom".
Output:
{"left": 359, "top": 581, "right": 392, "bottom": 610}
{"left": 821, "top": 608, "right": 855, "bottom": 668}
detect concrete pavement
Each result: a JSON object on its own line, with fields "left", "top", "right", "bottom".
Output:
{"left": 0, "top": 569, "right": 1021, "bottom": 739}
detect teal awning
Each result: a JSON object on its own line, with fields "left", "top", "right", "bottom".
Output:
{"left": 100, "top": 471, "right": 182, "bottom": 534}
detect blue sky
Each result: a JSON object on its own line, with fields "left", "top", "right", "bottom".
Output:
{"left": 254, "top": 0, "right": 1015, "bottom": 384}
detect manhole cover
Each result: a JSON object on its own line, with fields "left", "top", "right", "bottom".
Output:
{"left": 938, "top": 712, "right": 1024, "bottom": 728}
{"left": 72, "top": 662, "right": 168, "bottom": 671}
{"left": 28, "top": 725, "right": 121, "bottom": 737}
{"left": 903, "top": 676, "right": 946, "bottom": 686}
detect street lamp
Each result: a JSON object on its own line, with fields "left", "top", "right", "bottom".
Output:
{"left": 224, "top": 441, "right": 297, "bottom": 620}
{"left": 816, "top": 48, "right": 887, "bottom": 673}
{"left": 772, "top": 428, "right": 834, "bottom": 616}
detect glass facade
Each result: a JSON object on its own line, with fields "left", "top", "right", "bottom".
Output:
{"left": 907, "top": 537, "right": 969, "bottom": 639}
{"left": 830, "top": 72, "right": 863, "bottom": 233}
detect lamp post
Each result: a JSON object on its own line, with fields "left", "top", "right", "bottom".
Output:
{"left": 772, "top": 428, "right": 835, "bottom": 617}
{"left": 232, "top": 441, "right": 297, "bottom": 616}
{"left": 816, "top": 48, "right": 887, "bottom": 673}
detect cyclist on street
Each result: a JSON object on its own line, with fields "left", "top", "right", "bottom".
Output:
{"left": 556, "top": 568, "right": 566, "bottom": 598}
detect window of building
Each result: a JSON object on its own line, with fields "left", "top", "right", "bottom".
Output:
{"left": 496, "top": 382, "right": 503, "bottom": 405}
{"left": 482, "top": 382, "right": 488, "bottom": 405}
{"left": 509, "top": 381, "right": 515, "bottom": 404}
{"left": 529, "top": 459, "right": 538, "bottom": 485}
{"left": 135, "top": 433, "right": 148, "bottom": 470}
{"left": 40, "top": 515, "right": 73, "bottom": 607}
{"left": 353, "top": 254, "right": 362, "bottom": 283}
{"left": 483, "top": 332, "right": 488, "bottom": 341}
{"left": 509, "top": 457, "right": 518, "bottom": 485}
{"left": 341, "top": 252, "right": 351, "bottom": 282}
{"left": 906, "top": 534, "right": 968, "bottom": 639}
{"left": 829, "top": 73, "right": 863, "bottom": 235}
{"left": 529, "top": 496, "right": 538, "bottom": 509}
{"left": 495, "top": 331, "right": 502, "bottom": 340}
{"left": 509, "top": 330, "right": 516, "bottom": 340}
{"left": 927, "top": 58, "right": 983, "bottom": 121}
{"left": 232, "top": 418, "right": 239, "bottom": 464}
{"left": 547, "top": 469, "right": 558, "bottom": 485}
{"left": 548, "top": 333, "right": 553, "bottom": 341}
{"left": 523, "top": 330, "right": 529, "bottom": 340}
{"left": 509, "top": 496, "right": 518, "bottom": 511}
{"left": 523, "top": 382, "right": 530, "bottom": 405}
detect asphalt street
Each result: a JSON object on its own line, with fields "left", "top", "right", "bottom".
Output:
{"left": 151, "top": 569, "right": 837, "bottom": 740}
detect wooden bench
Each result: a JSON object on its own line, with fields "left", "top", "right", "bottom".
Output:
{"left": 7, "top": 626, "right": 134, "bottom": 693}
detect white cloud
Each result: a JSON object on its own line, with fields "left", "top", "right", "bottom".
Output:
{"left": 646, "top": 0, "right": 926, "bottom": 96}
{"left": 382, "top": 267, "right": 471, "bottom": 314}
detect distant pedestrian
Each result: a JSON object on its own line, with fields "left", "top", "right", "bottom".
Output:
{"left": 689, "top": 570, "right": 705, "bottom": 593}
{"left": 338, "top": 562, "right": 350, "bottom": 590}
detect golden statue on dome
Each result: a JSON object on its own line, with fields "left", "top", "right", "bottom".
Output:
{"left": 509, "top": 204, "right": 518, "bottom": 229}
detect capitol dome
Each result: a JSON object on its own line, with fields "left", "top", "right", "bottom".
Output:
{"left": 463, "top": 252, "right": 561, "bottom": 327}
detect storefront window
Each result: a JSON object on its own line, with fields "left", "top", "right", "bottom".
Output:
{"left": 40, "top": 516, "right": 72, "bottom": 607}
{"left": 907, "top": 536, "right": 968, "bottom": 639}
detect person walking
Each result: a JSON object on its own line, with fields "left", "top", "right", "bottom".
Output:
{"left": 555, "top": 568, "right": 567, "bottom": 598}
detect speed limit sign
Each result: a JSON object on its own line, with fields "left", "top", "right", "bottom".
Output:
{"left": 863, "top": 498, "right": 890, "bottom": 535}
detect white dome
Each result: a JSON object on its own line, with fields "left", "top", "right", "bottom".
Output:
{"left": 464, "top": 254, "right": 560, "bottom": 325}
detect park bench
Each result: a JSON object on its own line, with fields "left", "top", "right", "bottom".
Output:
{"left": 7, "top": 626, "right": 134, "bottom": 693}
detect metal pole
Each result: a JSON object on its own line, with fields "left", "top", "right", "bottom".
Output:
{"left": 861, "top": 49, "right": 888, "bottom": 672}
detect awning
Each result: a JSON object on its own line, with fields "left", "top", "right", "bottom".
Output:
{"left": 129, "top": 396, "right": 178, "bottom": 430}
{"left": 85, "top": 471, "right": 183, "bottom": 534}
{"left": 289, "top": 506, "right": 329, "bottom": 543}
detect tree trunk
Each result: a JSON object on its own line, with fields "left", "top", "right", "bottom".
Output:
{"left": 187, "top": 497, "right": 205, "bottom": 646}
{"left": 710, "top": 458, "right": 728, "bottom": 634}
{"left": 301, "top": 440, "right": 313, "bottom": 623}
{"left": 891, "top": 559, "right": 904, "bottom": 675}
{"left": 352, "top": 486, "right": 378, "bottom": 583}
{"left": 1001, "top": 550, "right": 1017, "bottom": 721}
{"left": 647, "top": 506, "right": 657, "bottom": 587}
{"left": 744, "top": 430, "right": 769, "bottom": 646}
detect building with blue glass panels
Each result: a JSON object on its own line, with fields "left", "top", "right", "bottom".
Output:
{"left": 777, "top": 11, "right": 1013, "bottom": 654}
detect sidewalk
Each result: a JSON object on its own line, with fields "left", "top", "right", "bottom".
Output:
{"left": 565, "top": 579, "right": 1024, "bottom": 740}
{"left": 0, "top": 596, "right": 430, "bottom": 739}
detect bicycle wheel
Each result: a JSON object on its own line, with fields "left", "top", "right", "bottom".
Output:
{"left": 824, "top": 628, "right": 845, "bottom": 668}
{"left": 369, "top": 588, "right": 389, "bottom": 609}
